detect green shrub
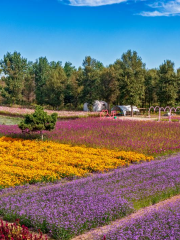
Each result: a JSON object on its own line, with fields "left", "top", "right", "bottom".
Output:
{"left": 18, "top": 106, "right": 58, "bottom": 140}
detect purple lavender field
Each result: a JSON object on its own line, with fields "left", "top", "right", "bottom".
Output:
{"left": 1, "top": 155, "right": 180, "bottom": 239}
{"left": 97, "top": 198, "right": 180, "bottom": 240}
{"left": 1, "top": 118, "right": 180, "bottom": 155}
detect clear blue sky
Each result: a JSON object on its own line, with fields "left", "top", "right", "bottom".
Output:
{"left": 0, "top": 0, "right": 180, "bottom": 69}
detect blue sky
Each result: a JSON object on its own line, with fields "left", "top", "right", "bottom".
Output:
{"left": 0, "top": 0, "right": 180, "bottom": 69}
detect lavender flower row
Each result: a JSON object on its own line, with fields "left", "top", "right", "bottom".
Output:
{"left": 1, "top": 155, "right": 180, "bottom": 239}
{"left": 0, "top": 181, "right": 132, "bottom": 239}
{"left": 97, "top": 198, "right": 180, "bottom": 240}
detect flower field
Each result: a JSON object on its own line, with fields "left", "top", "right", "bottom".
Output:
{"left": 1, "top": 155, "right": 180, "bottom": 239}
{"left": 46, "top": 118, "right": 180, "bottom": 155}
{"left": 1, "top": 116, "right": 180, "bottom": 239}
{"left": 0, "top": 136, "right": 152, "bottom": 189}
{"left": 0, "top": 118, "right": 180, "bottom": 155}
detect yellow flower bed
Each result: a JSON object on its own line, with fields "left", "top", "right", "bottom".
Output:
{"left": 0, "top": 137, "right": 153, "bottom": 188}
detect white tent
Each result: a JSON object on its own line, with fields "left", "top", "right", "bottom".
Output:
{"left": 93, "top": 100, "right": 108, "bottom": 112}
{"left": 111, "top": 105, "right": 139, "bottom": 116}
{"left": 83, "top": 100, "right": 108, "bottom": 112}
{"left": 83, "top": 103, "right": 89, "bottom": 112}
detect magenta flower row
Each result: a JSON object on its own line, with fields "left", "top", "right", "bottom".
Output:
{"left": 1, "top": 118, "right": 180, "bottom": 155}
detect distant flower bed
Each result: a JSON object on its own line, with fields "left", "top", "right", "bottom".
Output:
{"left": 44, "top": 118, "right": 180, "bottom": 155}
{"left": 1, "top": 155, "right": 180, "bottom": 239}
{"left": 0, "top": 106, "right": 96, "bottom": 117}
{"left": 0, "top": 137, "right": 152, "bottom": 189}
{"left": 1, "top": 118, "right": 180, "bottom": 155}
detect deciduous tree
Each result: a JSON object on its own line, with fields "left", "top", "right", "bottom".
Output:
{"left": 116, "top": 50, "right": 145, "bottom": 116}
{"left": 157, "top": 60, "right": 177, "bottom": 107}
{"left": 0, "top": 51, "right": 27, "bottom": 104}
{"left": 145, "top": 69, "right": 158, "bottom": 107}
{"left": 81, "top": 56, "right": 103, "bottom": 105}
{"left": 99, "top": 66, "right": 119, "bottom": 110}
{"left": 44, "top": 65, "right": 67, "bottom": 109}
{"left": 22, "top": 62, "right": 35, "bottom": 104}
{"left": 33, "top": 57, "right": 50, "bottom": 105}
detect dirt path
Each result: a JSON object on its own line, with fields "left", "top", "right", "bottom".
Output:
{"left": 118, "top": 116, "right": 157, "bottom": 121}
{"left": 72, "top": 194, "right": 180, "bottom": 240}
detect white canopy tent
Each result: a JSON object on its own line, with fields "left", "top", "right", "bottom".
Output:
{"left": 83, "top": 100, "right": 108, "bottom": 112}
{"left": 111, "top": 105, "right": 139, "bottom": 116}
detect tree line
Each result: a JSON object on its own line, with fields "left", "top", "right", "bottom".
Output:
{"left": 0, "top": 50, "right": 180, "bottom": 110}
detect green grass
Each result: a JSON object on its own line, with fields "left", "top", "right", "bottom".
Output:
{"left": 0, "top": 115, "right": 22, "bottom": 125}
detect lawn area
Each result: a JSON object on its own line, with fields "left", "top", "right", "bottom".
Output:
{"left": 0, "top": 115, "right": 22, "bottom": 125}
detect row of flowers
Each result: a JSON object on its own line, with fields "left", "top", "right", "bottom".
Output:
{"left": 45, "top": 118, "right": 180, "bottom": 156}
{"left": 1, "top": 154, "right": 180, "bottom": 239}
{"left": 97, "top": 198, "right": 180, "bottom": 239}
{"left": 1, "top": 117, "right": 180, "bottom": 155}
{"left": 0, "top": 136, "right": 153, "bottom": 188}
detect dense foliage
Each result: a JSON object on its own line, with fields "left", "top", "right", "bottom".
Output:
{"left": 1, "top": 50, "right": 180, "bottom": 109}
{"left": 18, "top": 106, "right": 57, "bottom": 139}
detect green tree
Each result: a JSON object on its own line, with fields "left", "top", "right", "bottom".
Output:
{"left": 112, "top": 60, "right": 124, "bottom": 105}
{"left": 99, "top": 66, "right": 119, "bottom": 110}
{"left": 50, "top": 61, "right": 62, "bottom": 69}
{"left": 33, "top": 57, "right": 50, "bottom": 105}
{"left": 0, "top": 51, "right": 27, "bottom": 104}
{"left": 64, "top": 68, "right": 83, "bottom": 109}
{"left": 18, "top": 105, "right": 58, "bottom": 140}
{"left": 145, "top": 69, "right": 158, "bottom": 107}
{"left": 44, "top": 66, "right": 67, "bottom": 109}
{"left": 64, "top": 62, "right": 76, "bottom": 78}
{"left": 81, "top": 56, "right": 103, "bottom": 105}
{"left": 22, "top": 62, "right": 35, "bottom": 104}
{"left": 176, "top": 68, "right": 180, "bottom": 104}
{"left": 116, "top": 50, "right": 145, "bottom": 116}
{"left": 157, "top": 60, "right": 177, "bottom": 106}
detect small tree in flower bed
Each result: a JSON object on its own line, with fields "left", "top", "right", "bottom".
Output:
{"left": 0, "top": 219, "right": 48, "bottom": 240}
{"left": 18, "top": 106, "right": 58, "bottom": 140}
